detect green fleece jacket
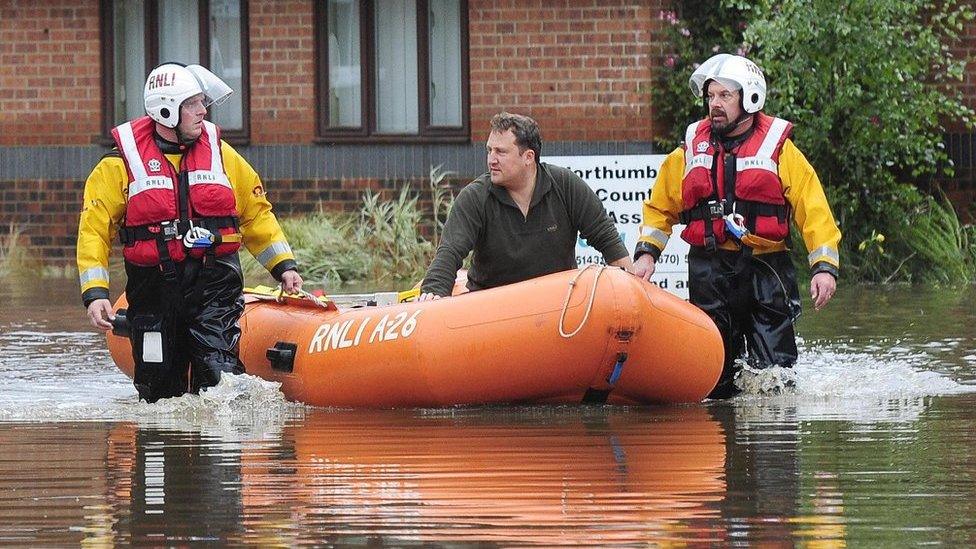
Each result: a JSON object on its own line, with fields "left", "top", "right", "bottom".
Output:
{"left": 421, "top": 162, "right": 628, "bottom": 296}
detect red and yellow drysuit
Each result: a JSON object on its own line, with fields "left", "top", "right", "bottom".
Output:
{"left": 636, "top": 114, "right": 841, "bottom": 398}
{"left": 76, "top": 117, "right": 297, "bottom": 401}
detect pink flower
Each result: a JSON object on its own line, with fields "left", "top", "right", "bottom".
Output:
{"left": 658, "top": 10, "right": 678, "bottom": 25}
{"left": 665, "top": 55, "right": 676, "bottom": 68}
{"left": 679, "top": 27, "right": 690, "bottom": 37}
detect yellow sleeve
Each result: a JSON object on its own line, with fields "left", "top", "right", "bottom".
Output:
{"left": 221, "top": 141, "right": 297, "bottom": 274}
{"left": 638, "top": 147, "right": 685, "bottom": 253}
{"left": 780, "top": 139, "right": 842, "bottom": 270}
{"left": 77, "top": 156, "right": 128, "bottom": 300}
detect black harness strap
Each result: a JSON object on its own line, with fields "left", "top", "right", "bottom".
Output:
{"left": 155, "top": 233, "right": 179, "bottom": 283}
{"left": 177, "top": 171, "right": 191, "bottom": 224}
{"left": 119, "top": 217, "right": 238, "bottom": 245}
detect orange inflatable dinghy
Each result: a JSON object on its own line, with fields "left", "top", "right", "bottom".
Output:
{"left": 106, "top": 266, "right": 723, "bottom": 406}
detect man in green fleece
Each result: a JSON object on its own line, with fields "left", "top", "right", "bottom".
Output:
{"left": 419, "top": 112, "right": 633, "bottom": 300}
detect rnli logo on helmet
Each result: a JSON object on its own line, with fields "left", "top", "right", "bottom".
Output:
{"left": 147, "top": 72, "right": 177, "bottom": 90}
{"left": 696, "top": 142, "right": 709, "bottom": 153}
{"left": 147, "top": 159, "right": 162, "bottom": 172}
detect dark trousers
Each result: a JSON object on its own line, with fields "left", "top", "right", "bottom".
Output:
{"left": 688, "top": 248, "right": 800, "bottom": 399}
{"left": 125, "top": 255, "right": 245, "bottom": 403}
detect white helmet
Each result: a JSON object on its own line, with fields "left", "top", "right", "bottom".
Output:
{"left": 144, "top": 63, "right": 233, "bottom": 128}
{"left": 689, "top": 54, "right": 766, "bottom": 113}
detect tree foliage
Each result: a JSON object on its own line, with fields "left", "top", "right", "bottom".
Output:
{"left": 655, "top": 0, "right": 976, "bottom": 282}
{"left": 652, "top": 3, "right": 747, "bottom": 149}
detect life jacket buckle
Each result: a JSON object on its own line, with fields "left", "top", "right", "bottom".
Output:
{"left": 705, "top": 200, "right": 726, "bottom": 220}
{"left": 159, "top": 220, "right": 181, "bottom": 241}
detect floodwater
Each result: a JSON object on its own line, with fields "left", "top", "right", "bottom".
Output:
{"left": 1, "top": 276, "right": 974, "bottom": 546}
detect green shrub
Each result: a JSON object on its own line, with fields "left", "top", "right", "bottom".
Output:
{"left": 0, "top": 224, "right": 39, "bottom": 278}
{"left": 242, "top": 166, "right": 456, "bottom": 290}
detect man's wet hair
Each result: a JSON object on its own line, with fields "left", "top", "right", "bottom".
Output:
{"left": 490, "top": 112, "right": 542, "bottom": 163}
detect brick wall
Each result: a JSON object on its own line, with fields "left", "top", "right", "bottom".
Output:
{"left": 249, "top": 0, "right": 317, "bottom": 144}
{"left": 943, "top": 17, "right": 975, "bottom": 220}
{"left": 467, "top": 0, "right": 662, "bottom": 142}
{"left": 0, "top": 0, "right": 101, "bottom": 145}
{"left": 0, "top": 0, "right": 970, "bottom": 145}
{"left": 0, "top": 179, "right": 83, "bottom": 260}
{"left": 947, "top": 10, "right": 975, "bottom": 132}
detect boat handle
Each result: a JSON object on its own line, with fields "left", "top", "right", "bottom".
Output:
{"left": 267, "top": 342, "right": 298, "bottom": 373}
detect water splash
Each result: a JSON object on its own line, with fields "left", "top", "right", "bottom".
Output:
{"left": 0, "top": 324, "right": 303, "bottom": 429}
{"left": 725, "top": 340, "right": 976, "bottom": 424}
{"left": 734, "top": 362, "right": 797, "bottom": 395}
{"left": 132, "top": 373, "right": 290, "bottom": 418}
{"left": 129, "top": 373, "right": 307, "bottom": 440}
{"left": 795, "top": 345, "right": 975, "bottom": 399}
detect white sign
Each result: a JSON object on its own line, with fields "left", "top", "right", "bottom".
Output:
{"left": 544, "top": 155, "right": 690, "bottom": 299}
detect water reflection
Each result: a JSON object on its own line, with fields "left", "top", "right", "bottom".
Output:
{"left": 0, "top": 422, "right": 114, "bottom": 545}
{"left": 2, "top": 394, "right": 975, "bottom": 545}
{"left": 2, "top": 278, "right": 976, "bottom": 545}
{"left": 100, "top": 407, "right": 728, "bottom": 546}
{"left": 105, "top": 423, "right": 246, "bottom": 544}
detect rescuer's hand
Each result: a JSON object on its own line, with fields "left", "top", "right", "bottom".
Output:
{"left": 280, "top": 270, "right": 303, "bottom": 294}
{"left": 811, "top": 271, "right": 836, "bottom": 311}
{"left": 631, "top": 254, "right": 656, "bottom": 281}
{"left": 87, "top": 299, "right": 115, "bottom": 331}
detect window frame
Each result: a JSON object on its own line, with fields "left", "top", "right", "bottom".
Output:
{"left": 314, "top": 0, "right": 470, "bottom": 143}
{"left": 99, "top": 0, "right": 251, "bottom": 144}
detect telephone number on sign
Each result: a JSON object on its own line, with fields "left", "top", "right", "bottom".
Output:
{"left": 576, "top": 254, "right": 686, "bottom": 266}
{"left": 656, "top": 254, "right": 685, "bottom": 265}
{"left": 576, "top": 255, "right": 607, "bottom": 266}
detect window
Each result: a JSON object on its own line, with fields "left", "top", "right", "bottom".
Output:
{"left": 101, "top": 0, "right": 249, "bottom": 140}
{"left": 316, "top": 0, "right": 469, "bottom": 141}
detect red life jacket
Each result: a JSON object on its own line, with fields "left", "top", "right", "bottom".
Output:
{"left": 112, "top": 116, "right": 240, "bottom": 267}
{"left": 678, "top": 113, "right": 792, "bottom": 249}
